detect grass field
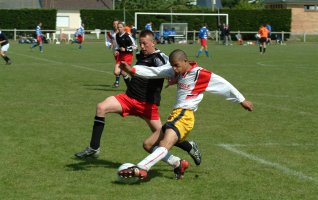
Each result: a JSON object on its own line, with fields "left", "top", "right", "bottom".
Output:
{"left": 0, "top": 41, "right": 317, "bottom": 200}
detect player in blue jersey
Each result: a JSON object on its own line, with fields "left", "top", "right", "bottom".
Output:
{"left": 196, "top": 23, "right": 209, "bottom": 58}
{"left": 31, "top": 22, "right": 43, "bottom": 52}
{"left": 144, "top": 22, "right": 153, "bottom": 32}
{"left": 72, "top": 23, "right": 85, "bottom": 49}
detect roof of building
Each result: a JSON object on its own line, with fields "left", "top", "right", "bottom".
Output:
{"left": 0, "top": 0, "right": 40, "bottom": 9}
{"left": 264, "top": 0, "right": 318, "bottom": 4}
{"left": 0, "top": 0, "right": 112, "bottom": 10}
{"left": 40, "top": 0, "right": 112, "bottom": 10}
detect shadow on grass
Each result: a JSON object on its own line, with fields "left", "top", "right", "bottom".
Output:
{"left": 83, "top": 84, "right": 126, "bottom": 92}
{"left": 66, "top": 158, "right": 120, "bottom": 171}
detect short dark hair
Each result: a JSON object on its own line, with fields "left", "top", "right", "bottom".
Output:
{"left": 169, "top": 49, "right": 188, "bottom": 63}
{"left": 139, "top": 29, "right": 154, "bottom": 39}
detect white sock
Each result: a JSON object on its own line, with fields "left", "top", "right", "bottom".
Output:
{"left": 153, "top": 146, "right": 180, "bottom": 168}
{"left": 137, "top": 146, "right": 168, "bottom": 171}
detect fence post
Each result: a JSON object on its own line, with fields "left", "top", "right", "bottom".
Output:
{"left": 282, "top": 31, "right": 284, "bottom": 43}
{"left": 14, "top": 28, "right": 17, "bottom": 41}
{"left": 304, "top": 32, "right": 306, "bottom": 43}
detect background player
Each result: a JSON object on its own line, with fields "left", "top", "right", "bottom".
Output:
{"left": 258, "top": 24, "right": 270, "bottom": 54}
{"left": 196, "top": 23, "right": 209, "bottom": 58}
{"left": 0, "top": 31, "right": 11, "bottom": 65}
{"left": 31, "top": 22, "right": 43, "bottom": 52}
{"left": 72, "top": 23, "right": 85, "bottom": 49}
{"left": 113, "top": 21, "right": 136, "bottom": 88}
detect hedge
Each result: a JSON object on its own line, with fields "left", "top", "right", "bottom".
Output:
{"left": 81, "top": 9, "right": 291, "bottom": 32}
{"left": 0, "top": 8, "right": 290, "bottom": 33}
{"left": 0, "top": 9, "right": 57, "bottom": 30}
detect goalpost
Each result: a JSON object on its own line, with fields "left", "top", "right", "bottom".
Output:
{"left": 134, "top": 12, "right": 229, "bottom": 43}
{"left": 134, "top": 12, "right": 229, "bottom": 30}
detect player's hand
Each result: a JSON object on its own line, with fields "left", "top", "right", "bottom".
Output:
{"left": 165, "top": 78, "right": 177, "bottom": 88}
{"left": 120, "top": 61, "right": 133, "bottom": 75}
{"left": 114, "top": 51, "right": 119, "bottom": 56}
{"left": 240, "top": 100, "right": 253, "bottom": 111}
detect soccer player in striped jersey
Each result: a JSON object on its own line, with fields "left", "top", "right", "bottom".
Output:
{"left": 196, "top": 23, "right": 209, "bottom": 58}
{"left": 75, "top": 31, "right": 202, "bottom": 167}
{"left": 0, "top": 31, "right": 11, "bottom": 65}
{"left": 72, "top": 23, "right": 85, "bottom": 49}
{"left": 119, "top": 49, "right": 253, "bottom": 180}
{"left": 31, "top": 22, "right": 43, "bottom": 52}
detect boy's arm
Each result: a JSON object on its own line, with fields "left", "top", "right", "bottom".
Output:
{"left": 120, "top": 62, "right": 174, "bottom": 79}
{"left": 207, "top": 73, "right": 253, "bottom": 111}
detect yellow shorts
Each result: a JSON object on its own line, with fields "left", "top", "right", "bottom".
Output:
{"left": 162, "top": 108, "right": 195, "bottom": 142}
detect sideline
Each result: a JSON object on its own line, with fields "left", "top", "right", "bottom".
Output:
{"left": 11, "top": 51, "right": 114, "bottom": 75}
{"left": 218, "top": 143, "right": 318, "bottom": 183}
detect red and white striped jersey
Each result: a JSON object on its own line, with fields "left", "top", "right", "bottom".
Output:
{"left": 132, "top": 62, "right": 245, "bottom": 111}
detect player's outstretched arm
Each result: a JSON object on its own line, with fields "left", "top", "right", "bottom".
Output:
{"left": 240, "top": 100, "right": 253, "bottom": 111}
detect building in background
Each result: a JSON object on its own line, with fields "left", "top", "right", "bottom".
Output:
{"left": 264, "top": 0, "right": 318, "bottom": 33}
{"left": 197, "top": 0, "right": 223, "bottom": 9}
{"left": 0, "top": 0, "right": 113, "bottom": 30}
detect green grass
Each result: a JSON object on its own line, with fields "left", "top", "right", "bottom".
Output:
{"left": 0, "top": 41, "right": 317, "bottom": 200}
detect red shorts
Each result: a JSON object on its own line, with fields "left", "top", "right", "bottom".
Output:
{"left": 200, "top": 38, "right": 207, "bottom": 47}
{"left": 116, "top": 52, "right": 133, "bottom": 65}
{"left": 114, "top": 93, "right": 159, "bottom": 120}
{"left": 77, "top": 35, "right": 83, "bottom": 43}
{"left": 37, "top": 36, "right": 42, "bottom": 43}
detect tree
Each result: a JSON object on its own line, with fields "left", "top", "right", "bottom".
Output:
{"left": 222, "top": 0, "right": 240, "bottom": 8}
{"left": 234, "top": 0, "right": 264, "bottom": 9}
{"left": 115, "top": 0, "right": 195, "bottom": 10}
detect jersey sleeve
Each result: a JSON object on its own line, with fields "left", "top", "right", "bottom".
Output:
{"left": 132, "top": 63, "right": 175, "bottom": 79}
{"left": 206, "top": 73, "right": 245, "bottom": 103}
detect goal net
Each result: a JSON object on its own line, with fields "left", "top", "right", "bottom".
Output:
{"left": 159, "top": 23, "right": 188, "bottom": 43}
{"left": 134, "top": 12, "right": 229, "bottom": 43}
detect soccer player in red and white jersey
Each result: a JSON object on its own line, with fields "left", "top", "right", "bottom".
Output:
{"left": 119, "top": 49, "right": 253, "bottom": 180}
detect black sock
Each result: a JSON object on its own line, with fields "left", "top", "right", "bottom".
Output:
{"left": 175, "top": 141, "right": 192, "bottom": 153}
{"left": 123, "top": 75, "right": 130, "bottom": 87}
{"left": 2, "top": 56, "right": 9, "bottom": 62}
{"left": 263, "top": 48, "right": 266, "bottom": 53}
{"left": 259, "top": 47, "right": 262, "bottom": 52}
{"left": 90, "top": 116, "right": 105, "bottom": 149}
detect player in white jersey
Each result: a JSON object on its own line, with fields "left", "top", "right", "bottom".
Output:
{"left": 118, "top": 49, "right": 253, "bottom": 180}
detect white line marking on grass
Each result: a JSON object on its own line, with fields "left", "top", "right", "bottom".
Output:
{"left": 12, "top": 52, "right": 114, "bottom": 75}
{"left": 256, "top": 61, "right": 318, "bottom": 72}
{"left": 218, "top": 144, "right": 318, "bottom": 183}
{"left": 254, "top": 101, "right": 318, "bottom": 117}
{"left": 220, "top": 143, "right": 316, "bottom": 147}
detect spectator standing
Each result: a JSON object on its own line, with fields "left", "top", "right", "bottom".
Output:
{"left": 222, "top": 24, "right": 231, "bottom": 45}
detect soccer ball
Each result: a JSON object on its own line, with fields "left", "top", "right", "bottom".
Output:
{"left": 117, "top": 163, "right": 139, "bottom": 184}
